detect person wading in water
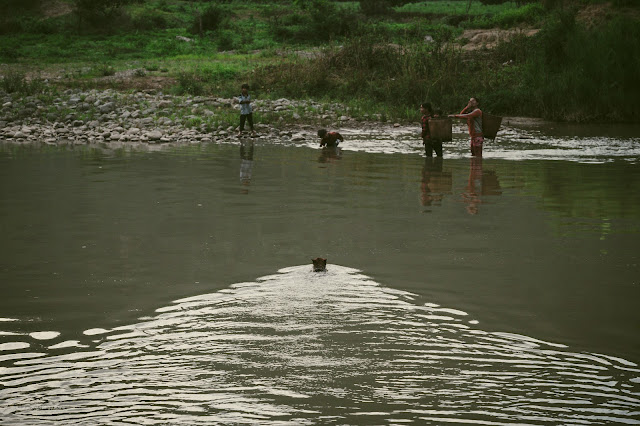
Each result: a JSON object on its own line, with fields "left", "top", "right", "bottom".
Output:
{"left": 451, "top": 97, "right": 484, "bottom": 157}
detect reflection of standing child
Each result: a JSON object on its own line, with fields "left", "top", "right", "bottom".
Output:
{"left": 237, "top": 83, "right": 256, "bottom": 137}
{"left": 421, "top": 157, "right": 452, "bottom": 207}
{"left": 463, "top": 156, "right": 483, "bottom": 215}
{"left": 420, "top": 102, "right": 442, "bottom": 157}
{"left": 240, "top": 140, "right": 254, "bottom": 186}
{"left": 317, "top": 129, "right": 343, "bottom": 148}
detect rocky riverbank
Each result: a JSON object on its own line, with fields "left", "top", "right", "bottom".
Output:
{"left": 0, "top": 88, "right": 393, "bottom": 148}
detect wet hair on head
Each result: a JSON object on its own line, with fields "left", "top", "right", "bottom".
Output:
{"left": 241, "top": 83, "right": 249, "bottom": 90}
{"left": 472, "top": 97, "right": 480, "bottom": 105}
{"left": 421, "top": 102, "right": 433, "bottom": 113}
{"left": 317, "top": 129, "right": 327, "bottom": 138}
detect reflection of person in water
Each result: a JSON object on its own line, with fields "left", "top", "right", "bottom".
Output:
{"left": 420, "top": 157, "right": 452, "bottom": 208}
{"left": 240, "top": 140, "right": 254, "bottom": 192}
{"left": 462, "top": 157, "right": 502, "bottom": 214}
{"left": 318, "top": 146, "right": 342, "bottom": 163}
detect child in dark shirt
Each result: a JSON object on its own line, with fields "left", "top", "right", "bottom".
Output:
{"left": 420, "top": 102, "right": 443, "bottom": 157}
{"left": 317, "top": 129, "right": 344, "bottom": 148}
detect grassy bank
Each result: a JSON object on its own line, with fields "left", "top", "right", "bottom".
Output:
{"left": 1, "top": 0, "right": 638, "bottom": 123}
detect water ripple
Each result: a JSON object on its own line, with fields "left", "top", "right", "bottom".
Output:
{"left": 287, "top": 126, "right": 640, "bottom": 163}
{"left": 1, "top": 265, "right": 638, "bottom": 424}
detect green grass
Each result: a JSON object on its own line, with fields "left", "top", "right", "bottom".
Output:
{"left": 470, "top": 3, "right": 546, "bottom": 28}
{"left": 0, "top": 1, "right": 543, "bottom": 64}
{"left": 396, "top": 1, "right": 520, "bottom": 16}
{"left": 1, "top": 1, "right": 639, "bottom": 123}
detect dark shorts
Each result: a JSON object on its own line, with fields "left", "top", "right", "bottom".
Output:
{"left": 240, "top": 113, "right": 254, "bottom": 131}
{"left": 471, "top": 136, "right": 484, "bottom": 147}
{"left": 423, "top": 138, "right": 443, "bottom": 157}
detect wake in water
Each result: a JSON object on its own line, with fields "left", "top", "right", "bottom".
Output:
{"left": 1, "top": 265, "right": 639, "bottom": 424}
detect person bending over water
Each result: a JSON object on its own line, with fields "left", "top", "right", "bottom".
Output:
{"left": 317, "top": 129, "right": 343, "bottom": 148}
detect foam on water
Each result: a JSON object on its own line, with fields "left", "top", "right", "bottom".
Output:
{"left": 1, "top": 265, "right": 638, "bottom": 424}
{"left": 286, "top": 125, "right": 640, "bottom": 163}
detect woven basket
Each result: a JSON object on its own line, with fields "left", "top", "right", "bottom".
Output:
{"left": 482, "top": 113, "right": 503, "bottom": 139}
{"left": 428, "top": 118, "right": 452, "bottom": 142}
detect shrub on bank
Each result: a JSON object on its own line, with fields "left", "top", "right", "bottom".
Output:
{"left": 190, "top": 4, "right": 227, "bottom": 36}
{"left": 474, "top": 2, "right": 546, "bottom": 28}
{"left": 175, "top": 72, "right": 204, "bottom": 96}
{"left": 131, "top": 9, "right": 170, "bottom": 31}
{"left": 251, "top": 37, "right": 481, "bottom": 115}
{"left": 481, "top": 10, "right": 639, "bottom": 121}
{"left": 270, "top": 0, "right": 359, "bottom": 43}
{"left": 1, "top": 71, "right": 47, "bottom": 95}
{"left": 251, "top": 9, "right": 639, "bottom": 123}
{"left": 1, "top": 1, "right": 637, "bottom": 123}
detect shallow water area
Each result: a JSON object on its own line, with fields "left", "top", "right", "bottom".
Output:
{"left": 1, "top": 121, "right": 639, "bottom": 424}
{"left": 305, "top": 121, "right": 640, "bottom": 163}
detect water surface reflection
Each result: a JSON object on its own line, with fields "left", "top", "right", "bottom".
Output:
{"left": 420, "top": 157, "right": 452, "bottom": 210}
{"left": 462, "top": 157, "right": 503, "bottom": 215}
{"left": 318, "top": 146, "right": 342, "bottom": 164}
{"left": 1, "top": 132, "right": 639, "bottom": 424}
{"left": 240, "top": 140, "right": 255, "bottom": 192}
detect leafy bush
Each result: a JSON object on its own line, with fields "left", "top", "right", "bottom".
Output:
{"left": 0, "top": 47, "right": 20, "bottom": 62}
{"left": 495, "top": 12, "right": 640, "bottom": 121}
{"left": 359, "top": 0, "right": 393, "bottom": 16}
{"left": 217, "top": 30, "right": 236, "bottom": 51}
{"left": 1, "top": 71, "right": 27, "bottom": 93}
{"left": 492, "top": 3, "right": 545, "bottom": 27}
{"left": 176, "top": 72, "right": 204, "bottom": 96}
{"left": 537, "top": 9, "right": 576, "bottom": 70}
{"left": 1, "top": 71, "right": 46, "bottom": 95}
{"left": 252, "top": 37, "right": 472, "bottom": 113}
{"left": 74, "top": 0, "right": 141, "bottom": 32}
{"left": 0, "top": 19, "right": 24, "bottom": 35}
{"left": 190, "top": 4, "right": 226, "bottom": 36}
{"left": 0, "top": 0, "right": 40, "bottom": 13}
{"left": 132, "top": 9, "right": 169, "bottom": 31}
{"left": 96, "top": 63, "right": 116, "bottom": 76}
{"left": 270, "top": 0, "right": 359, "bottom": 43}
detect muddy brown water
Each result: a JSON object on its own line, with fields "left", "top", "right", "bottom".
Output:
{"left": 1, "top": 123, "right": 639, "bottom": 424}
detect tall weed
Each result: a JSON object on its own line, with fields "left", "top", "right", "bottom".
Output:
{"left": 175, "top": 72, "right": 204, "bottom": 96}
{"left": 252, "top": 37, "right": 485, "bottom": 116}
{"left": 1, "top": 71, "right": 46, "bottom": 95}
{"left": 269, "top": 0, "right": 359, "bottom": 43}
{"left": 501, "top": 12, "right": 639, "bottom": 121}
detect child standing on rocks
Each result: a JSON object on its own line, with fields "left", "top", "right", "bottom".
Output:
{"left": 237, "top": 83, "right": 256, "bottom": 137}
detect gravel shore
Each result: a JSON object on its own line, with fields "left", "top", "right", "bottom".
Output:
{"left": 0, "top": 88, "right": 394, "bottom": 149}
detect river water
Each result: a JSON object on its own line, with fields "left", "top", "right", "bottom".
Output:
{"left": 1, "top": 122, "right": 639, "bottom": 424}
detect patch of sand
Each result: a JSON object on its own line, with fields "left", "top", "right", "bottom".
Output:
{"left": 89, "top": 74, "right": 177, "bottom": 91}
{"left": 458, "top": 28, "right": 539, "bottom": 50}
{"left": 41, "top": 0, "right": 73, "bottom": 18}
